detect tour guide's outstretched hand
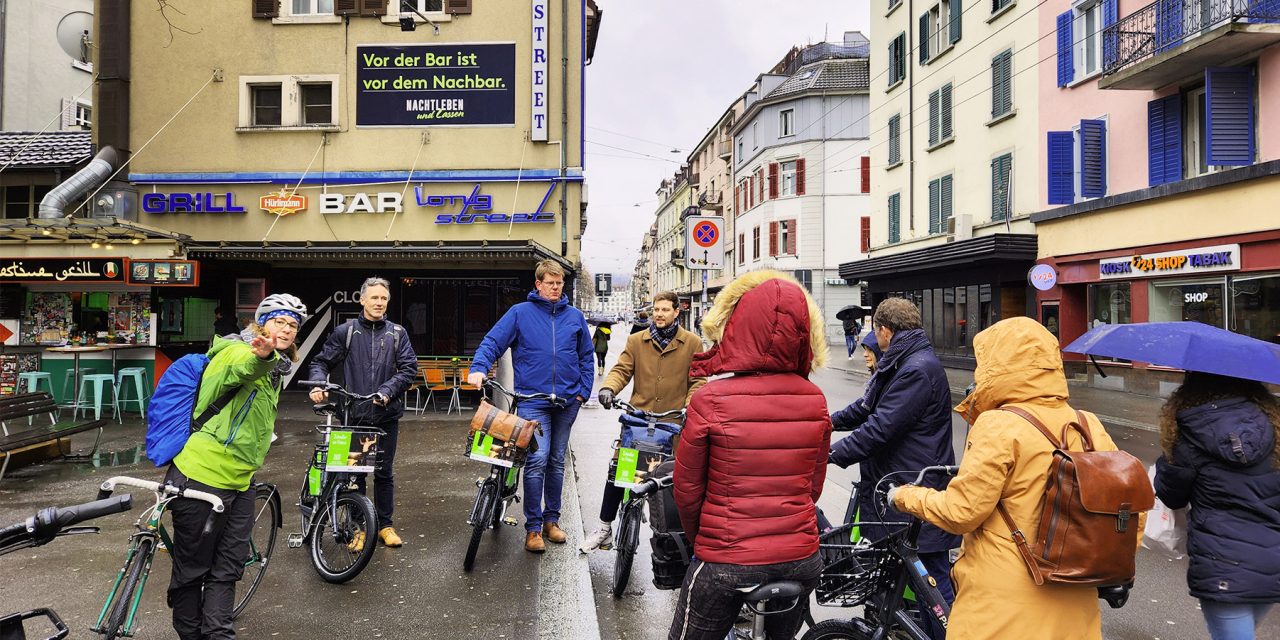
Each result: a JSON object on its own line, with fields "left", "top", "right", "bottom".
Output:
{"left": 250, "top": 335, "right": 275, "bottom": 359}
{"left": 468, "top": 372, "right": 486, "bottom": 388}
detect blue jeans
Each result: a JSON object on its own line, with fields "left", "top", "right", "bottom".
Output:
{"left": 1201, "top": 600, "right": 1273, "bottom": 640}
{"left": 519, "top": 398, "right": 581, "bottom": 532}
{"left": 845, "top": 334, "right": 858, "bottom": 357}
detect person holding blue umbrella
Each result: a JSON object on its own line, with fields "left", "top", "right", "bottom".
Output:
{"left": 1065, "top": 321, "right": 1280, "bottom": 640}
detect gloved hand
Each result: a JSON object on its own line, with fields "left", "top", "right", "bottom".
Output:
{"left": 886, "top": 483, "right": 908, "bottom": 510}
{"left": 598, "top": 388, "right": 614, "bottom": 408}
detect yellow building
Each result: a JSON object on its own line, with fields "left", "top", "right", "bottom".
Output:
{"left": 0, "top": 0, "right": 601, "bottom": 381}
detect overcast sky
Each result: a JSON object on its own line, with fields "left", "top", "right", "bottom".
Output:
{"left": 580, "top": 0, "right": 870, "bottom": 277}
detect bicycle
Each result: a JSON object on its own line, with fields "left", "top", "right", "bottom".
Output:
{"left": 294, "top": 380, "right": 386, "bottom": 583}
{"left": 0, "top": 494, "right": 134, "bottom": 640}
{"left": 91, "top": 474, "right": 279, "bottom": 639}
{"left": 801, "top": 465, "right": 959, "bottom": 640}
{"left": 462, "top": 378, "right": 558, "bottom": 572}
{"left": 605, "top": 399, "right": 685, "bottom": 598}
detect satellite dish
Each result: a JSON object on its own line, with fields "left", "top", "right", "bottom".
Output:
{"left": 56, "top": 12, "right": 94, "bottom": 64}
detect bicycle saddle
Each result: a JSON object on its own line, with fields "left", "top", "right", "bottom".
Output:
{"left": 312, "top": 402, "right": 337, "bottom": 416}
{"left": 740, "top": 580, "right": 805, "bottom": 604}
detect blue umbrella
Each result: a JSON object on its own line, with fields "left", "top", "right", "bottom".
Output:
{"left": 1063, "top": 321, "right": 1280, "bottom": 385}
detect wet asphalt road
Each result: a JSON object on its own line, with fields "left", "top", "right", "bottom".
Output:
{"left": 3, "top": 325, "right": 1279, "bottom": 639}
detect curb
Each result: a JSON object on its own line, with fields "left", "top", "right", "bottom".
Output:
{"left": 538, "top": 448, "right": 602, "bottom": 640}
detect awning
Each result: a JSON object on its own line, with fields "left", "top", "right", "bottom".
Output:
{"left": 839, "top": 234, "right": 1037, "bottom": 282}
{"left": 0, "top": 217, "right": 189, "bottom": 245}
{"left": 186, "top": 239, "right": 572, "bottom": 270}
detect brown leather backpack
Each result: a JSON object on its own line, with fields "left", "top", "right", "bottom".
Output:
{"left": 996, "top": 406, "right": 1154, "bottom": 587}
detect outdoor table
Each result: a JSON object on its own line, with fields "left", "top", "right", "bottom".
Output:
{"left": 44, "top": 345, "right": 108, "bottom": 409}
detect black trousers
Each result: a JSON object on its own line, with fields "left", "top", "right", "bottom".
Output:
{"left": 165, "top": 465, "right": 255, "bottom": 640}
{"left": 352, "top": 419, "right": 399, "bottom": 529}
{"left": 667, "top": 552, "right": 822, "bottom": 640}
{"left": 595, "top": 351, "right": 606, "bottom": 368}
{"left": 599, "top": 481, "right": 625, "bottom": 522}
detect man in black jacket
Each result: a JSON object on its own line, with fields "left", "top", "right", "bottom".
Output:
{"left": 828, "top": 297, "right": 958, "bottom": 640}
{"left": 309, "top": 277, "right": 418, "bottom": 548}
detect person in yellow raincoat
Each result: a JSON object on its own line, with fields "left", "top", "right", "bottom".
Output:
{"left": 890, "top": 316, "right": 1134, "bottom": 640}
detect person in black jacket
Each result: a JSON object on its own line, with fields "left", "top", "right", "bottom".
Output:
{"left": 309, "top": 277, "right": 418, "bottom": 548}
{"left": 827, "top": 297, "right": 959, "bottom": 640}
{"left": 1154, "top": 372, "right": 1280, "bottom": 640}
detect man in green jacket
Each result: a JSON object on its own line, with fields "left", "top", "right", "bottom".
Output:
{"left": 167, "top": 293, "right": 307, "bottom": 640}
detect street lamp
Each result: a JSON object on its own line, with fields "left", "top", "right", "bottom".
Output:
{"left": 398, "top": 2, "right": 441, "bottom": 35}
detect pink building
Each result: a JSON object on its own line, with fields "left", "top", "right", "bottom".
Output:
{"left": 1032, "top": 0, "right": 1280, "bottom": 395}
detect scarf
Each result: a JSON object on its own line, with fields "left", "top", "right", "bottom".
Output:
{"left": 650, "top": 322, "right": 679, "bottom": 351}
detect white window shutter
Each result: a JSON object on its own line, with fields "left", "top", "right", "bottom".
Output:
{"left": 61, "top": 98, "right": 75, "bottom": 130}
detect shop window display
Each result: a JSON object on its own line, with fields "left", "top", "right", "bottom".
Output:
{"left": 1231, "top": 274, "right": 1280, "bottom": 344}
{"left": 1088, "top": 282, "right": 1131, "bottom": 329}
{"left": 1149, "top": 279, "right": 1226, "bottom": 328}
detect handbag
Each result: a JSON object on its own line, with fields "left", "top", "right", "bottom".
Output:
{"left": 468, "top": 400, "right": 540, "bottom": 451}
{"left": 1141, "top": 464, "right": 1187, "bottom": 557}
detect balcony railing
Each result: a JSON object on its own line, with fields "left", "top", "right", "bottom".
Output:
{"left": 1104, "top": 0, "right": 1280, "bottom": 76}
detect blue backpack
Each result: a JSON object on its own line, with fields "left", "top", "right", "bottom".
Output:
{"left": 618, "top": 413, "right": 681, "bottom": 455}
{"left": 145, "top": 353, "right": 241, "bottom": 467}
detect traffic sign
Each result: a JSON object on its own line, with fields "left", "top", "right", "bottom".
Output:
{"left": 684, "top": 215, "right": 724, "bottom": 270}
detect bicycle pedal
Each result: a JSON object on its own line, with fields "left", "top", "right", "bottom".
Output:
{"left": 502, "top": 516, "right": 519, "bottom": 527}
{"left": 287, "top": 533, "right": 304, "bottom": 548}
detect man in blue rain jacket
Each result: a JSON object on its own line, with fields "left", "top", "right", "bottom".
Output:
{"left": 468, "top": 259, "right": 595, "bottom": 553}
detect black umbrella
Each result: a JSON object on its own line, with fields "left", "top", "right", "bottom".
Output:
{"left": 835, "top": 305, "right": 867, "bottom": 321}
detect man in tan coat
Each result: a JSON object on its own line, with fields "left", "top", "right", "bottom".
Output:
{"left": 890, "top": 317, "right": 1137, "bottom": 640}
{"left": 580, "top": 290, "right": 705, "bottom": 552}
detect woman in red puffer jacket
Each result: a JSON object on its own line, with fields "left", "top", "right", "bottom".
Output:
{"left": 668, "top": 270, "right": 833, "bottom": 640}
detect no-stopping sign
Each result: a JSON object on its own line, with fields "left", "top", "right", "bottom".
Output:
{"left": 684, "top": 215, "right": 724, "bottom": 269}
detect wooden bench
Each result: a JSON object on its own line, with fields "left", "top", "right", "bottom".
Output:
{"left": 0, "top": 392, "right": 107, "bottom": 482}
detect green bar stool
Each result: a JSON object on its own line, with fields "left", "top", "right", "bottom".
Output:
{"left": 115, "top": 367, "right": 150, "bottom": 419}
{"left": 60, "top": 368, "right": 93, "bottom": 407}
{"left": 75, "top": 374, "right": 120, "bottom": 423}
{"left": 16, "top": 372, "right": 54, "bottom": 425}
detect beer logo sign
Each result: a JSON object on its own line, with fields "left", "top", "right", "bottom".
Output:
{"left": 260, "top": 191, "right": 308, "bottom": 216}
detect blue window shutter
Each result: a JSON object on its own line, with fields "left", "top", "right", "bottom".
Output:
{"left": 1080, "top": 119, "right": 1107, "bottom": 198}
{"left": 1047, "top": 131, "right": 1074, "bottom": 204}
{"left": 1056, "top": 12, "right": 1073, "bottom": 87}
{"left": 1102, "top": 0, "right": 1118, "bottom": 71}
{"left": 920, "top": 13, "right": 931, "bottom": 64}
{"left": 950, "top": 0, "right": 962, "bottom": 44}
{"left": 1147, "top": 95, "right": 1182, "bottom": 186}
{"left": 1206, "top": 67, "right": 1255, "bottom": 166}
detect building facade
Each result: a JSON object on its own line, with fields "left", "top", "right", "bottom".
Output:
{"left": 844, "top": 0, "right": 1043, "bottom": 366}
{"left": 1031, "top": 0, "right": 1280, "bottom": 394}
{"left": 1, "top": 0, "right": 95, "bottom": 132}
{"left": 0, "top": 0, "right": 599, "bottom": 389}
{"left": 732, "top": 41, "right": 871, "bottom": 345}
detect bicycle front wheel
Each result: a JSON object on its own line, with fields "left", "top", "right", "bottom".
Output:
{"left": 309, "top": 490, "right": 377, "bottom": 583}
{"left": 101, "top": 537, "right": 155, "bottom": 640}
{"left": 611, "top": 502, "right": 643, "bottom": 598}
{"left": 232, "top": 484, "right": 280, "bottom": 619}
{"left": 464, "top": 479, "right": 498, "bottom": 572}
{"left": 800, "top": 619, "right": 874, "bottom": 640}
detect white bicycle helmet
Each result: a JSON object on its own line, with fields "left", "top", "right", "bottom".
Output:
{"left": 256, "top": 293, "right": 309, "bottom": 324}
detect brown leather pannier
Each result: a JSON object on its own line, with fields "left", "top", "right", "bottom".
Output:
{"left": 468, "top": 400, "right": 541, "bottom": 452}
{"left": 996, "top": 406, "right": 1155, "bottom": 588}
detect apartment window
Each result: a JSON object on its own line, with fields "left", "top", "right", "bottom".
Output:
{"left": 1056, "top": 0, "right": 1116, "bottom": 87}
{"left": 779, "top": 220, "right": 796, "bottom": 256}
{"left": 991, "top": 153, "right": 1013, "bottom": 221}
{"left": 993, "top": 0, "right": 1013, "bottom": 12}
{"left": 1076, "top": 2, "right": 1102, "bottom": 78}
{"left": 919, "top": 0, "right": 961, "bottom": 64}
{"left": 779, "top": 109, "right": 794, "bottom": 137}
{"left": 888, "top": 33, "right": 907, "bottom": 86}
{"left": 737, "top": 137, "right": 744, "bottom": 159}
{"left": 991, "top": 49, "right": 1013, "bottom": 119}
{"left": 738, "top": 234, "right": 745, "bottom": 266}
{"left": 4, "top": 186, "right": 30, "bottom": 219}
{"left": 241, "top": 75, "right": 339, "bottom": 128}
{"left": 780, "top": 160, "right": 797, "bottom": 196}
{"left": 753, "top": 122, "right": 759, "bottom": 149}
{"left": 292, "top": 0, "right": 334, "bottom": 15}
{"left": 927, "top": 83, "right": 953, "bottom": 147}
{"left": 401, "top": 0, "right": 444, "bottom": 11}
{"left": 888, "top": 193, "right": 901, "bottom": 243}
{"left": 1047, "top": 118, "right": 1107, "bottom": 204}
{"left": 888, "top": 114, "right": 902, "bottom": 165}
{"left": 927, "top": 174, "right": 953, "bottom": 234}
{"left": 752, "top": 226, "right": 761, "bottom": 261}
{"left": 301, "top": 84, "right": 332, "bottom": 125}
{"left": 75, "top": 102, "right": 92, "bottom": 129}
{"left": 251, "top": 84, "right": 282, "bottom": 126}
{"left": 1146, "top": 68, "right": 1255, "bottom": 186}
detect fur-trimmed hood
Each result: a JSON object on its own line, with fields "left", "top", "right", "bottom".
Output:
{"left": 693, "top": 270, "right": 828, "bottom": 378}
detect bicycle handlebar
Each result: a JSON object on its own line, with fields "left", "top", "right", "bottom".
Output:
{"left": 612, "top": 400, "right": 685, "bottom": 422}
{"left": 297, "top": 380, "right": 381, "bottom": 402}
{"left": 483, "top": 379, "right": 567, "bottom": 407}
{"left": 632, "top": 474, "right": 674, "bottom": 498}
{"left": 98, "top": 476, "right": 225, "bottom": 513}
{"left": 0, "top": 495, "right": 133, "bottom": 555}
{"left": 912, "top": 465, "right": 960, "bottom": 485}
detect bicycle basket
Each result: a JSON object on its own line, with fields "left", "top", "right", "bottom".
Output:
{"left": 321, "top": 428, "right": 381, "bottom": 473}
{"left": 815, "top": 526, "right": 897, "bottom": 607}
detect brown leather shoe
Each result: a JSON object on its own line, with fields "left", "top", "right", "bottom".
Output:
{"left": 525, "top": 530, "right": 546, "bottom": 553}
{"left": 543, "top": 521, "right": 568, "bottom": 544}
